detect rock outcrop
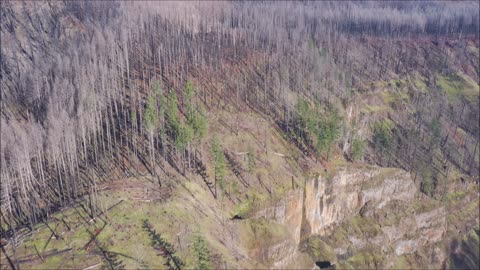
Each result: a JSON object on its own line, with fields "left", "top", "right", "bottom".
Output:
{"left": 248, "top": 165, "right": 478, "bottom": 269}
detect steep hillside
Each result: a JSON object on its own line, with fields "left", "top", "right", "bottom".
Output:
{"left": 1, "top": 163, "right": 477, "bottom": 269}
{"left": 1, "top": 1, "right": 479, "bottom": 269}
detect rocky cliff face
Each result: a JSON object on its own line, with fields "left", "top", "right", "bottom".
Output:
{"left": 302, "top": 167, "right": 416, "bottom": 238}
{"left": 249, "top": 165, "right": 478, "bottom": 269}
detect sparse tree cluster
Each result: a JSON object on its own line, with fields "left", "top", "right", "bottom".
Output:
{"left": 290, "top": 99, "right": 342, "bottom": 161}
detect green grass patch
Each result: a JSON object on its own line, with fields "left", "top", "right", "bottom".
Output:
{"left": 329, "top": 227, "right": 349, "bottom": 246}
{"left": 445, "top": 191, "right": 467, "bottom": 202}
{"left": 40, "top": 254, "right": 64, "bottom": 269}
{"left": 382, "top": 91, "right": 409, "bottom": 105}
{"left": 411, "top": 73, "right": 428, "bottom": 93}
{"left": 392, "top": 255, "right": 408, "bottom": 269}
{"left": 305, "top": 236, "right": 336, "bottom": 262}
{"left": 349, "top": 216, "right": 382, "bottom": 238}
{"left": 232, "top": 200, "right": 253, "bottom": 219}
{"left": 437, "top": 73, "right": 479, "bottom": 102}
{"left": 362, "top": 105, "right": 391, "bottom": 114}
{"left": 389, "top": 79, "right": 407, "bottom": 89}
{"left": 245, "top": 218, "right": 290, "bottom": 250}
{"left": 412, "top": 197, "right": 441, "bottom": 213}
{"left": 345, "top": 250, "right": 384, "bottom": 269}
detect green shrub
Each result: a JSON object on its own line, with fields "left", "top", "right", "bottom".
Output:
{"left": 372, "top": 120, "right": 394, "bottom": 154}
{"left": 351, "top": 138, "right": 365, "bottom": 161}
{"left": 305, "top": 236, "right": 336, "bottom": 262}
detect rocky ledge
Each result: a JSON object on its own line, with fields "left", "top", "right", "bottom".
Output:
{"left": 248, "top": 165, "right": 478, "bottom": 269}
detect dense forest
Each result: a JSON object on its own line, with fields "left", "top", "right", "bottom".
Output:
{"left": 1, "top": 0, "right": 479, "bottom": 251}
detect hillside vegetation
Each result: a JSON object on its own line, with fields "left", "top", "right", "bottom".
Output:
{"left": 0, "top": 1, "right": 479, "bottom": 269}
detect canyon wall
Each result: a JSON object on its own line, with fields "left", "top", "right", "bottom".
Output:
{"left": 251, "top": 165, "right": 477, "bottom": 269}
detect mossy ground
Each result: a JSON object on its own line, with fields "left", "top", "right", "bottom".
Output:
{"left": 391, "top": 255, "right": 419, "bottom": 269}
{"left": 305, "top": 236, "right": 337, "bottom": 262}
{"left": 362, "top": 105, "right": 392, "bottom": 114}
{"left": 341, "top": 249, "right": 385, "bottom": 269}
{"left": 243, "top": 218, "right": 290, "bottom": 251}
{"left": 410, "top": 73, "right": 428, "bottom": 93}
{"left": 436, "top": 73, "right": 479, "bottom": 102}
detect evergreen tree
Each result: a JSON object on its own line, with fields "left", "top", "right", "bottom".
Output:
{"left": 167, "top": 90, "right": 180, "bottom": 139}
{"left": 159, "top": 92, "right": 168, "bottom": 158}
{"left": 184, "top": 81, "right": 208, "bottom": 140}
{"left": 176, "top": 123, "right": 194, "bottom": 152}
{"left": 142, "top": 220, "right": 185, "bottom": 270}
{"left": 144, "top": 95, "right": 158, "bottom": 133}
{"left": 100, "top": 251, "right": 126, "bottom": 270}
{"left": 192, "top": 233, "right": 213, "bottom": 270}
{"left": 185, "top": 80, "right": 195, "bottom": 122}
{"left": 211, "top": 137, "right": 227, "bottom": 195}
{"left": 144, "top": 94, "right": 159, "bottom": 173}
{"left": 315, "top": 110, "right": 341, "bottom": 160}
{"left": 159, "top": 94, "right": 167, "bottom": 130}
{"left": 247, "top": 146, "right": 256, "bottom": 174}
{"left": 293, "top": 99, "right": 342, "bottom": 160}
{"left": 294, "top": 98, "right": 314, "bottom": 140}
{"left": 193, "top": 104, "right": 208, "bottom": 140}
